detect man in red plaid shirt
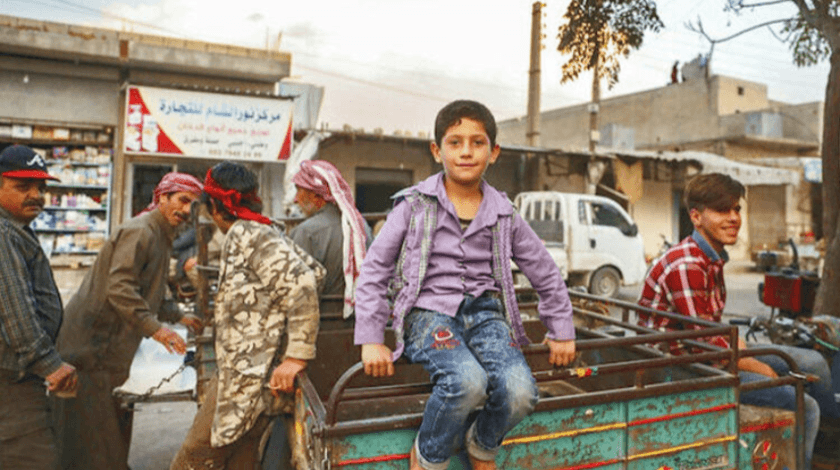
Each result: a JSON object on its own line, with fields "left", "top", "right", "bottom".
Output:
{"left": 639, "top": 173, "right": 836, "bottom": 469}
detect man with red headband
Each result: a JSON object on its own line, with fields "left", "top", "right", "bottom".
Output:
{"left": 171, "top": 161, "right": 324, "bottom": 469}
{"left": 291, "top": 159, "right": 371, "bottom": 317}
{"left": 53, "top": 172, "right": 203, "bottom": 470}
{"left": 0, "top": 145, "right": 78, "bottom": 469}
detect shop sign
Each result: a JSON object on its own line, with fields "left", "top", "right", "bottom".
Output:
{"left": 124, "top": 86, "right": 293, "bottom": 161}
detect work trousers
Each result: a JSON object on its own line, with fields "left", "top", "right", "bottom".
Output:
{"left": 0, "top": 372, "right": 59, "bottom": 470}
{"left": 170, "top": 373, "right": 273, "bottom": 470}
{"left": 52, "top": 370, "right": 133, "bottom": 470}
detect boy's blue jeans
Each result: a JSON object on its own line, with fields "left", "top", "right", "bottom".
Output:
{"left": 403, "top": 294, "right": 538, "bottom": 470}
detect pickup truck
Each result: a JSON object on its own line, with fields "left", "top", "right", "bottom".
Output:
{"left": 512, "top": 192, "right": 647, "bottom": 297}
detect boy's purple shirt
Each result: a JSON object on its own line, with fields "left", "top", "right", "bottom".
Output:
{"left": 353, "top": 173, "right": 574, "bottom": 349}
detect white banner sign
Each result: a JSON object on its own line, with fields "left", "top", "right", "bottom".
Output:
{"left": 124, "top": 86, "right": 293, "bottom": 161}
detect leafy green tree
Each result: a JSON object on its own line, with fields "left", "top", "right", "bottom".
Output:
{"left": 557, "top": 0, "right": 663, "bottom": 87}
{"left": 557, "top": 0, "right": 663, "bottom": 162}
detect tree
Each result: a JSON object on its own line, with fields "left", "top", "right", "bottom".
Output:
{"left": 556, "top": 0, "right": 662, "bottom": 192}
{"left": 704, "top": 0, "right": 840, "bottom": 317}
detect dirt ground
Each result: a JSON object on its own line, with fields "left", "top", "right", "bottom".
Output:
{"left": 129, "top": 402, "right": 196, "bottom": 470}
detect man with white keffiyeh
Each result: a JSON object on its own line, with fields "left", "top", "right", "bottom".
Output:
{"left": 291, "top": 160, "right": 372, "bottom": 318}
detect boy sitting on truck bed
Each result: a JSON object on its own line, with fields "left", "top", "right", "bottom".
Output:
{"left": 354, "top": 100, "right": 576, "bottom": 470}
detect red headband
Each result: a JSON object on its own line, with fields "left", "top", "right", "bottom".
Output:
{"left": 203, "top": 169, "right": 271, "bottom": 225}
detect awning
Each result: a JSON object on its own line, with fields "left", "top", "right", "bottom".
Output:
{"left": 611, "top": 149, "right": 799, "bottom": 186}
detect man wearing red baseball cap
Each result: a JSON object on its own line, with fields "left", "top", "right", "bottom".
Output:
{"left": 0, "top": 145, "right": 78, "bottom": 469}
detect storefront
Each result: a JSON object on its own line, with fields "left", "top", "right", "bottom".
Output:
{"left": 116, "top": 85, "right": 294, "bottom": 219}
{"left": 0, "top": 14, "right": 293, "bottom": 269}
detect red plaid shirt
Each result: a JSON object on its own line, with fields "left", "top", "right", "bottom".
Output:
{"left": 638, "top": 233, "right": 729, "bottom": 355}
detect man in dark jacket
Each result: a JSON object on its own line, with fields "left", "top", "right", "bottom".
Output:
{"left": 0, "top": 145, "right": 78, "bottom": 469}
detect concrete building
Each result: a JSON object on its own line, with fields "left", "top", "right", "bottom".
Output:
{"left": 286, "top": 128, "right": 719, "bottom": 263}
{"left": 285, "top": 130, "right": 598, "bottom": 215}
{"left": 0, "top": 14, "right": 299, "bottom": 268}
{"left": 498, "top": 73, "right": 816, "bottom": 260}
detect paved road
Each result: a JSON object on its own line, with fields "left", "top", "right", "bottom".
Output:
{"left": 128, "top": 260, "right": 775, "bottom": 469}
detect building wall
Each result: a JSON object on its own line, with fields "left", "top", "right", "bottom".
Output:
{"left": 779, "top": 101, "right": 823, "bottom": 143}
{"left": 0, "top": 68, "right": 119, "bottom": 126}
{"left": 316, "top": 138, "right": 534, "bottom": 204}
{"left": 786, "top": 183, "right": 814, "bottom": 240}
{"left": 748, "top": 185, "right": 787, "bottom": 251}
{"left": 631, "top": 180, "right": 675, "bottom": 259}
{"left": 499, "top": 75, "right": 816, "bottom": 155}
{"left": 500, "top": 79, "right": 722, "bottom": 150}
{"left": 531, "top": 154, "right": 588, "bottom": 193}
{"left": 317, "top": 138, "right": 435, "bottom": 193}
{"left": 712, "top": 75, "right": 769, "bottom": 116}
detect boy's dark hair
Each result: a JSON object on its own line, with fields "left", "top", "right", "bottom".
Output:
{"left": 434, "top": 100, "right": 497, "bottom": 147}
{"left": 684, "top": 173, "right": 745, "bottom": 213}
{"left": 202, "top": 161, "right": 262, "bottom": 221}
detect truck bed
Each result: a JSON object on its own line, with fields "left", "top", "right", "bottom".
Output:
{"left": 292, "top": 292, "right": 802, "bottom": 469}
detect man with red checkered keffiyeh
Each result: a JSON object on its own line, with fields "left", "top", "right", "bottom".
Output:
{"left": 291, "top": 160, "right": 372, "bottom": 318}
{"left": 638, "top": 173, "right": 837, "bottom": 470}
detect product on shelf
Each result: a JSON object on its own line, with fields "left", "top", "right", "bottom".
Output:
{"left": 4, "top": 123, "right": 113, "bottom": 259}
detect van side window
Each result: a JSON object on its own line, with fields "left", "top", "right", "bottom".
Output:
{"left": 591, "top": 202, "right": 633, "bottom": 233}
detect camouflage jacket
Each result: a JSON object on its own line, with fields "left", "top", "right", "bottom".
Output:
{"left": 211, "top": 220, "right": 324, "bottom": 447}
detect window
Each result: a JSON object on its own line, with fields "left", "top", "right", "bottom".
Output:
{"left": 591, "top": 202, "right": 633, "bottom": 234}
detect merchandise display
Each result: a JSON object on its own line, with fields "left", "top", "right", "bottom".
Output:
{"left": 1, "top": 123, "right": 113, "bottom": 259}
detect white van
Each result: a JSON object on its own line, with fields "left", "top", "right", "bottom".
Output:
{"left": 513, "top": 191, "right": 647, "bottom": 297}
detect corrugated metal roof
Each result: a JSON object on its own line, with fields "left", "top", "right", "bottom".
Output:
{"left": 307, "top": 129, "right": 799, "bottom": 186}
{"left": 607, "top": 149, "right": 799, "bottom": 186}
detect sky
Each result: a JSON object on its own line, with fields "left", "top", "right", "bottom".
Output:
{"left": 2, "top": 0, "right": 832, "bottom": 137}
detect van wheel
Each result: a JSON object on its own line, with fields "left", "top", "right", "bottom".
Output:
{"left": 589, "top": 267, "right": 621, "bottom": 298}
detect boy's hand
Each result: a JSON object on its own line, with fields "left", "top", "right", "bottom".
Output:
{"left": 361, "top": 344, "right": 394, "bottom": 377}
{"left": 544, "top": 338, "right": 576, "bottom": 366}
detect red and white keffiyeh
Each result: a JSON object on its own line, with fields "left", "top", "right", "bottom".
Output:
{"left": 293, "top": 160, "right": 367, "bottom": 318}
{"left": 141, "top": 172, "right": 203, "bottom": 213}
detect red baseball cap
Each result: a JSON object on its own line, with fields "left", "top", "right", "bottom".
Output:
{"left": 0, "top": 145, "right": 60, "bottom": 181}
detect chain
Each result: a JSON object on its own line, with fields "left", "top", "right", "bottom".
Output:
{"left": 134, "top": 360, "right": 191, "bottom": 403}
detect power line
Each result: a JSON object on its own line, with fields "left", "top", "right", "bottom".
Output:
{"left": 2, "top": 0, "right": 828, "bottom": 106}
{"left": 6, "top": 0, "right": 192, "bottom": 38}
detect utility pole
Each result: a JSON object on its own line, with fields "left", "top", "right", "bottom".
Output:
{"left": 526, "top": 2, "right": 545, "bottom": 147}
{"left": 588, "top": 49, "right": 600, "bottom": 154}
{"left": 586, "top": 45, "right": 605, "bottom": 194}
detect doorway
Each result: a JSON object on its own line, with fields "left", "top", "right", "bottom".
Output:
{"left": 354, "top": 168, "right": 413, "bottom": 213}
{"left": 131, "top": 164, "right": 173, "bottom": 217}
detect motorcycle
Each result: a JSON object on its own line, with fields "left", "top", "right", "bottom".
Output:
{"left": 732, "top": 238, "right": 839, "bottom": 361}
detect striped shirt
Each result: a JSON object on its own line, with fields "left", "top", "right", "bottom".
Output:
{"left": 637, "top": 231, "right": 729, "bottom": 354}
{"left": 0, "top": 206, "right": 64, "bottom": 379}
